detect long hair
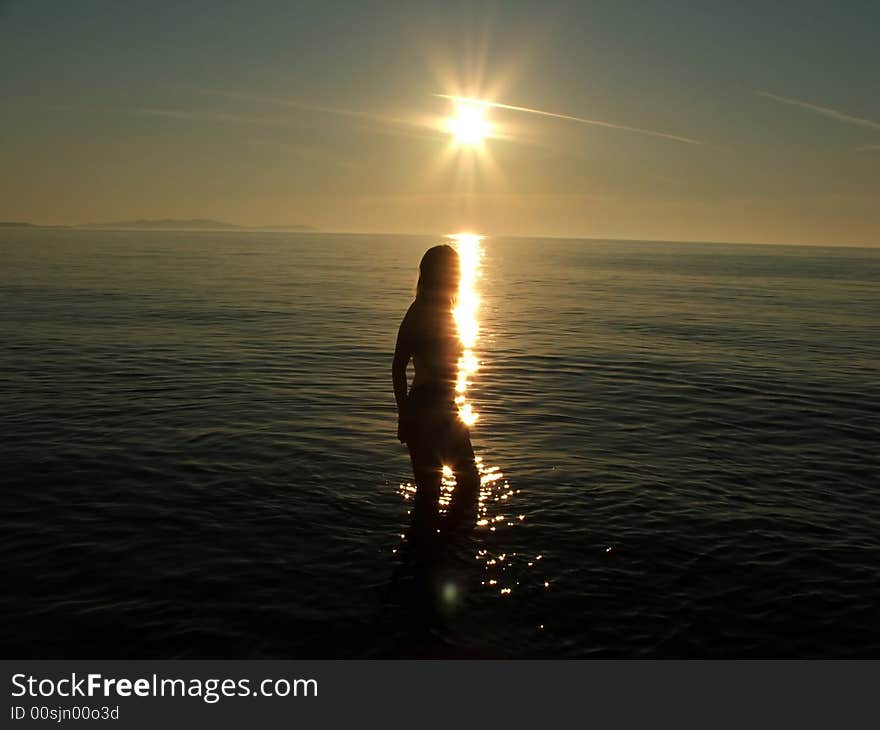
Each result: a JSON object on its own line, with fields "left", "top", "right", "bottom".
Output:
{"left": 416, "top": 244, "right": 460, "bottom": 303}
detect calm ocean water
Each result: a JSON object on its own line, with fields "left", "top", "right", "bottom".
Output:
{"left": 1, "top": 229, "right": 878, "bottom": 658}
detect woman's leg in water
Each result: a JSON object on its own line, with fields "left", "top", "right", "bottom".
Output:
{"left": 406, "top": 425, "right": 443, "bottom": 554}
{"left": 445, "top": 421, "right": 480, "bottom": 527}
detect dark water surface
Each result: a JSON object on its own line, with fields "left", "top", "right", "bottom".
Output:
{"left": 2, "top": 229, "right": 878, "bottom": 657}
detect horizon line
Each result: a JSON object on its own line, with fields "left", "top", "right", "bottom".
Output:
{"left": 1, "top": 219, "right": 875, "bottom": 248}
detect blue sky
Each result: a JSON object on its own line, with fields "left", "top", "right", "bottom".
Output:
{"left": 2, "top": 0, "right": 878, "bottom": 243}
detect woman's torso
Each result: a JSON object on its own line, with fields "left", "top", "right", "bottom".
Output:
{"left": 408, "top": 299, "right": 461, "bottom": 395}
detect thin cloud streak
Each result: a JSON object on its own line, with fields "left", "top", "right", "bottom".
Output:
{"left": 137, "top": 91, "right": 442, "bottom": 143}
{"left": 757, "top": 91, "right": 880, "bottom": 131}
{"left": 433, "top": 94, "right": 703, "bottom": 145}
{"left": 189, "top": 87, "right": 441, "bottom": 139}
{"left": 133, "top": 107, "right": 289, "bottom": 127}
{"left": 194, "top": 88, "right": 392, "bottom": 123}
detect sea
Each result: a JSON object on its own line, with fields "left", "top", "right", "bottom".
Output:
{"left": 1, "top": 228, "right": 878, "bottom": 658}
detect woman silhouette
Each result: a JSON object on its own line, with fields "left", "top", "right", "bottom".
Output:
{"left": 393, "top": 245, "right": 480, "bottom": 553}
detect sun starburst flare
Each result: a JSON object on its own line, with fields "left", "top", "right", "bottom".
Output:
{"left": 445, "top": 102, "right": 492, "bottom": 146}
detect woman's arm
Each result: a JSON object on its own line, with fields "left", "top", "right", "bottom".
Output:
{"left": 392, "top": 306, "right": 414, "bottom": 442}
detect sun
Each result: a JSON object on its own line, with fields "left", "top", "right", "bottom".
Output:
{"left": 445, "top": 102, "right": 491, "bottom": 146}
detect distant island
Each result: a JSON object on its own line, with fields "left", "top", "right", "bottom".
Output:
{"left": 0, "top": 219, "right": 317, "bottom": 232}
{"left": 0, "top": 221, "right": 70, "bottom": 228}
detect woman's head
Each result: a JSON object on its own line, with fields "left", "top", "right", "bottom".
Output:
{"left": 416, "top": 244, "right": 460, "bottom": 303}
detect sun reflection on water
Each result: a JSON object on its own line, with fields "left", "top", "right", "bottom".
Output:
{"left": 449, "top": 233, "right": 482, "bottom": 426}
{"left": 397, "top": 455, "right": 537, "bottom": 600}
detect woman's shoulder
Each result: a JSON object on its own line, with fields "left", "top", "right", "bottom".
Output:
{"left": 398, "top": 299, "right": 422, "bottom": 337}
{"left": 402, "top": 298, "right": 426, "bottom": 324}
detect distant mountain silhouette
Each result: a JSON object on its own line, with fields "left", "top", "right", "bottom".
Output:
{"left": 76, "top": 219, "right": 317, "bottom": 231}
{"left": 0, "top": 221, "right": 70, "bottom": 228}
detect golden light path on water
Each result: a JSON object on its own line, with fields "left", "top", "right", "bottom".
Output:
{"left": 450, "top": 233, "right": 481, "bottom": 427}
{"left": 396, "top": 234, "right": 550, "bottom": 604}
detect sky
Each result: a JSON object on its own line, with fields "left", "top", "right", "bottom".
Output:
{"left": 1, "top": 0, "right": 878, "bottom": 245}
